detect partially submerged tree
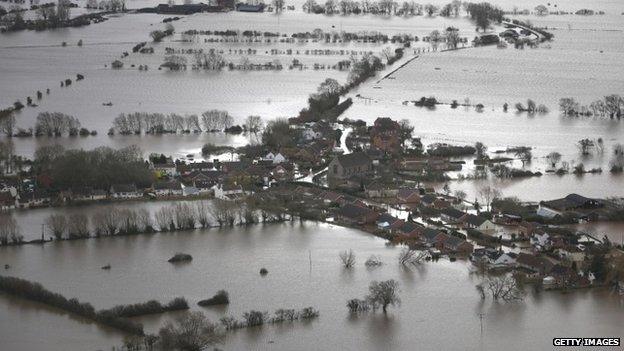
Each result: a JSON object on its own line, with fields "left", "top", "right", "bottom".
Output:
{"left": 339, "top": 249, "right": 356, "bottom": 268}
{"left": 398, "top": 248, "right": 427, "bottom": 266}
{"left": 367, "top": 279, "right": 400, "bottom": 313}
{"left": 476, "top": 275, "right": 524, "bottom": 302}
{"left": 158, "top": 311, "right": 223, "bottom": 351}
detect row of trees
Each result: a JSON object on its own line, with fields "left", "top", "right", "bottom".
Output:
{"left": 0, "top": 214, "right": 21, "bottom": 245}
{"left": 40, "top": 199, "right": 283, "bottom": 241}
{"left": 0, "top": 111, "right": 94, "bottom": 137}
{"left": 301, "top": 0, "right": 460, "bottom": 16}
{"left": 465, "top": 2, "right": 505, "bottom": 31}
{"left": 559, "top": 95, "right": 624, "bottom": 119}
{"left": 111, "top": 111, "right": 256, "bottom": 135}
{"left": 33, "top": 145, "right": 152, "bottom": 190}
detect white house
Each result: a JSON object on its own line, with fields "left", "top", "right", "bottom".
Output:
{"left": 302, "top": 128, "right": 322, "bottom": 141}
{"left": 492, "top": 253, "right": 517, "bottom": 267}
{"left": 263, "top": 152, "right": 287, "bottom": 164}
{"left": 152, "top": 181, "right": 183, "bottom": 197}
{"left": 110, "top": 184, "right": 142, "bottom": 199}
{"left": 213, "top": 184, "right": 244, "bottom": 200}
{"left": 530, "top": 232, "right": 551, "bottom": 251}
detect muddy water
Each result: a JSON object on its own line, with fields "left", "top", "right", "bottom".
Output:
{"left": 1, "top": 222, "right": 624, "bottom": 350}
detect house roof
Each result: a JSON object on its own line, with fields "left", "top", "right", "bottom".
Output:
{"left": 153, "top": 181, "right": 182, "bottom": 190}
{"left": 335, "top": 152, "right": 371, "bottom": 169}
{"left": 462, "top": 214, "right": 488, "bottom": 227}
{"left": 445, "top": 235, "right": 470, "bottom": 249}
{"left": 337, "top": 203, "right": 375, "bottom": 220}
{"left": 441, "top": 208, "right": 466, "bottom": 220}
{"left": 516, "top": 253, "right": 554, "bottom": 272}
{"left": 399, "top": 221, "right": 421, "bottom": 234}
{"left": 421, "top": 228, "right": 443, "bottom": 241}
{"left": 111, "top": 184, "right": 137, "bottom": 193}
{"left": 421, "top": 194, "right": 437, "bottom": 204}
{"left": 397, "top": 188, "right": 419, "bottom": 199}
{"left": 377, "top": 212, "right": 401, "bottom": 225}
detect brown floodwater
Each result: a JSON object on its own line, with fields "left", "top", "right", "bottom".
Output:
{"left": 1, "top": 221, "right": 623, "bottom": 350}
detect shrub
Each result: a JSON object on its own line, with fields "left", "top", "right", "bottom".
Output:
{"left": 198, "top": 290, "right": 229, "bottom": 306}
{"left": 168, "top": 253, "right": 193, "bottom": 263}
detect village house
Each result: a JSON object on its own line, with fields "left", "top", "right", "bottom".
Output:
{"left": 492, "top": 252, "right": 517, "bottom": 268}
{"left": 556, "top": 245, "right": 585, "bottom": 264}
{"left": 365, "top": 181, "right": 398, "bottom": 198}
{"left": 263, "top": 152, "right": 287, "bottom": 164}
{"left": 17, "top": 190, "right": 50, "bottom": 208}
{"left": 396, "top": 188, "right": 421, "bottom": 204}
{"left": 460, "top": 214, "right": 496, "bottom": 234}
{"left": 327, "top": 152, "right": 372, "bottom": 187}
{"left": 110, "top": 184, "right": 142, "bottom": 199}
{"left": 334, "top": 203, "right": 379, "bottom": 225}
{"left": 213, "top": 183, "right": 244, "bottom": 200}
{"left": 537, "top": 193, "right": 603, "bottom": 219}
{"left": 151, "top": 156, "right": 177, "bottom": 178}
{"left": 152, "top": 181, "right": 183, "bottom": 197}
{"left": 397, "top": 157, "right": 459, "bottom": 173}
{"left": 397, "top": 221, "right": 422, "bottom": 237}
{"left": 376, "top": 212, "right": 404, "bottom": 232}
{"left": 176, "top": 162, "right": 214, "bottom": 177}
{"left": 530, "top": 232, "right": 551, "bottom": 252}
{"left": 370, "top": 117, "right": 401, "bottom": 154}
{"left": 70, "top": 186, "right": 107, "bottom": 202}
{"left": 516, "top": 253, "right": 555, "bottom": 277}
{"left": 440, "top": 208, "right": 466, "bottom": 224}
{"left": 442, "top": 235, "right": 474, "bottom": 254}
{"left": 0, "top": 192, "right": 16, "bottom": 210}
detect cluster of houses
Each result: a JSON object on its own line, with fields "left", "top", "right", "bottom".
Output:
{"left": 0, "top": 151, "right": 302, "bottom": 210}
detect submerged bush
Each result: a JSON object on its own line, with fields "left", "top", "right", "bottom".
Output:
{"left": 198, "top": 290, "right": 229, "bottom": 306}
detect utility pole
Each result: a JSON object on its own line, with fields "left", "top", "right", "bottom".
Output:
{"left": 309, "top": 250, "right": 312, "bottom": 275}
{"left": 477, "top": 313, "right": 485, "bottom": 336}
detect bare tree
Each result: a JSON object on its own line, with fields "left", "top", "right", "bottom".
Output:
{"left": 195, "top": 201, "right": 211, "bottom": 228}
{"left": 478, "top": 185, "right": 501, "bottom": 212}
{"left": 339, "top": 249, "right": 356, "bottom": 268}
{"left": 577, "top": 138, "right": 595, "bottom": 156}
{"left": 46, "top": 214, "right": 68, "bottom": 240}
{"left": 367, "top": 279, "right": 400, "bottom": 313}
{"left": 0, "top": 113, "right": 16, "bottom": 137}
{"left": 546, "top": 151, "right": 562, "bottom": 168}
{"left": 244, "top": 115, "right": 263, "bottom": 134}
{"left": 158, "top": 311, "right": 223, "bottom": 351}
{"left": 365, "top": 255, "right": 383, "bottom": 267}
{"left": 476, "top": 275, "right": 524, "bottom": 302}
{"left": 0, "top": 214, "right": 21, "bottom": 245}
{"left": 272, "top": 0, "right": 285, "bottom": 13}
{"left": 67, "top": 213, "right": 90, "bottom": 239}
{"left": 398, "top": 248, "right": 428, "bottom": 266}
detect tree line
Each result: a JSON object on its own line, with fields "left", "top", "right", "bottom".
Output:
{"left": 0, "top": 275, "right": 187, "bottom": 335}
{"left": 0, "top": 111, "right": 96, "bottom": 137}
{"left": 110, "top": 111, "right": 262, "bottom": 135}
{"left": 33, "top": 144, "right": 153, "bottom": 190}
{"left": 559, "top": 95, "right": 624, "bottom": 119}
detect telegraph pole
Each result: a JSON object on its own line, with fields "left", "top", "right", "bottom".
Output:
{"left": 477, "top": 313, "right": 485, "bottom": 336}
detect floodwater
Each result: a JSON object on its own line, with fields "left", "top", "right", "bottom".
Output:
{"left": 2, "top": 7, "right": 624, "bottom": 197}
{"left": 1, "top": 221, "right": 624, "bottom": 351}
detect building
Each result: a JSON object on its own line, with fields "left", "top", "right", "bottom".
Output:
{"left": 70, "top": 187, "right": 107, "bottom": 202}
{"left": 516, "top": 253, "right": 554, "bottom": 276}
{"left": 537, "top": 193, "right": 603, "bottom": 219}
{"left": 397, "top": 188, "right": 421, "bottom": 204}
{"left": 460, "top": 214, "right": 496, "bottom": 234}
{"left": 213, "top": 183, "right": 244, "bottom": 200}
{"left": 327, "top": 152, "right": 372, "bottom": 186}
{"left": 440, "top": 208, "right": 466, "bottom": 224}
{"left": 443, "top": 235, "right": 474, "bottom": 254}
{"left": 335, "top": 203, "right": 379, "bottom": 225}
{"left": 152, "top": 181, "right": 183, "bottom": 197}
{"left": 110, "top": 184, "right": 142, "bottom": 199}
{"left": 370, "top": 117, "right": 401, "bottom": 154}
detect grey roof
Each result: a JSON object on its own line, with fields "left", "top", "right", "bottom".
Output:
{"left": 463, "top": 214, "right": 487, "bottom": 227}
{"left": 337, "top": 203, "right": 374, "bottom": 219}
{"left": 399, "top": 221, "right": 420, "bottom": 234}
{"left": 421, "top": 228, "right": 443, "bottom": 241}
{"left": 441, "top": 208, "right": 466, "bottom": 220}
{"left": 335, "top": 152, "right": 371, "bottom": 169}
{"left": 377, "top": 212, "right": 400, "bottom": 225}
